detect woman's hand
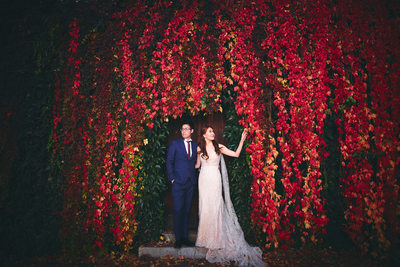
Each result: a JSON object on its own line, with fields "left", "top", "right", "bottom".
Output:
{"left": 240, "top": 128, "right": 248, "bottom": 142}
{"left": 195, "top": 146, "right": 201, "bottom": 169}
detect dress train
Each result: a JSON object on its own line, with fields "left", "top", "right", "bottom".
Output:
{"left": 196, "top": 152, "right": 266, "bottom": 267}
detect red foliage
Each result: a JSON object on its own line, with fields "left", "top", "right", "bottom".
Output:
{"left": 330, "top": 0, "right": 399, "bottom": 254}
{"left": 59, "top": 18, "right": 91, "bottom": 248}
{"left": 261, "top": 0, "right": 330, "bottom": 246}
{"left": 53, "top": 0, "right": 399, "bottom": 255}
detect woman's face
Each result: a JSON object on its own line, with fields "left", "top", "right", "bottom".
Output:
{"left": 203, "top": 127, "right": 215, "bottom": 141}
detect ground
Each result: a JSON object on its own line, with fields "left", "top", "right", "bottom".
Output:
{"left": 18, "top": 246, "right": 384, "bottom": 266}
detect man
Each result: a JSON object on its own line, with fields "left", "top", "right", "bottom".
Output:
{"left": 166, "top": 121, "right": 198, "bottom": 248}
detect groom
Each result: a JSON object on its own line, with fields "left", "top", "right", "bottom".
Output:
{"left": 166, "top": 121, "right": 198, "bottom": 248}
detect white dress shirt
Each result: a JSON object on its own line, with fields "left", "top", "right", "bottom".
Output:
{"left": 184, "top": 138, "right": 192, "bottom": 156}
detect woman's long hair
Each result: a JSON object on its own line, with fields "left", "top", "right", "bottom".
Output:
{"left": 199, "top": 126, "right": 220, "bottom": 160}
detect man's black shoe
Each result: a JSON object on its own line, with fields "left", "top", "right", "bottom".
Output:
{"left": 182, "top": 239, "right": 195, "bottom": 247}
{"left": 174, "top": 240, "right": 182, "bottom": 249}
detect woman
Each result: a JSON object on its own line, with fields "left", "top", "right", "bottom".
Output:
{"left": 195, "top": 126, "right": 266, "bottom": 267}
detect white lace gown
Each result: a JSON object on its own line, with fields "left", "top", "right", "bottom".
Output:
{"left": 196, "top": 150, "right": 266, "bottom": 267}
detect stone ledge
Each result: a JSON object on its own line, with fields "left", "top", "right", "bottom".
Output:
{"left": 138, "top": 246, "right": 207, "bottom": 259}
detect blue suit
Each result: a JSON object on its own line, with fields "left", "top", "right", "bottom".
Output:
{"left": 166, "top": 138, "right": 198, "bottom": 242}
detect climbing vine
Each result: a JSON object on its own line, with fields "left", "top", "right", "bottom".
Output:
{"left": 51, "top": 0, "right": 399, "bottom": 259}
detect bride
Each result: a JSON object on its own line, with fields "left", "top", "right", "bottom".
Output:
{"left": 195, "top": 126, "right": 266, "bottom": 267}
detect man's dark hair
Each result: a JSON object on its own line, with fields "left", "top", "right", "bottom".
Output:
{"left": 180, "top": 120, "right": 194, "bottom": 130}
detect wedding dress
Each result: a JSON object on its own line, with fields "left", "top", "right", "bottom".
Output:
{"left": 196, "top": 149, "right": 266, "bottom": 267}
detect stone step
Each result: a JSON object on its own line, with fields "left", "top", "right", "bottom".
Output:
{"left": 139, "top": 231, "right": 204, "bottom": 259}
{"left": 138, "top": 246, "right": 207, "bottom": 259}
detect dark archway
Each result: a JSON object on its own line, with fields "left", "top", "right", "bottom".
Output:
{"left": 164, "top": 112, "right": 226, "bottom": 232}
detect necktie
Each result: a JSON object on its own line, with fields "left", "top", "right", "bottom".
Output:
{"left": 187, "top": 141, "right": 191, "bottom": 159}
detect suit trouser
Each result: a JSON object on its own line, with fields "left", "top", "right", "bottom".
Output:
{"left": 171, "top": 178, "right": 194, "bottom": 242}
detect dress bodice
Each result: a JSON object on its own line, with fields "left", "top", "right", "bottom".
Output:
{"left": 200, "top": 150, "right": 220, "bottom": 167}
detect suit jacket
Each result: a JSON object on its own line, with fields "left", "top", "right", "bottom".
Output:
{"left": 166, "top": 138, "right": 198, "bottom": 185}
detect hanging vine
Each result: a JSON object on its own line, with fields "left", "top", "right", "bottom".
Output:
{"left": 51, "top": 0, "right": 399, "bottom": 258}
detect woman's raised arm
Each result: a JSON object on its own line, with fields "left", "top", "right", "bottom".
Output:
{"left": 220, "top": 129, "right": 248, "bottom": 158}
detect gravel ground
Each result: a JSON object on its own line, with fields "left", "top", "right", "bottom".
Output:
{"left": 15, "top": 246, "right": 386, "bottom": 267}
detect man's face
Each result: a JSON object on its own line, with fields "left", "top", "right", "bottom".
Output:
{"left": 181, "top": 124, "right": 193, "bottom": 139}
